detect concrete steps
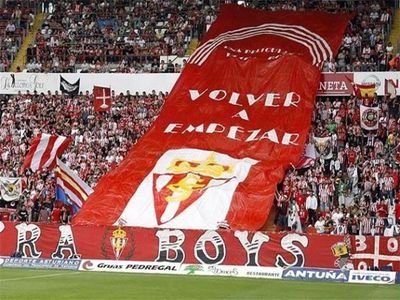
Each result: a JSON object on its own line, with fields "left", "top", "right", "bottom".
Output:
{"left": 9, "top": 12, "right": 46, "bottom": 72}
{"left": 186, "top": 38, "right": 199, "bottom": 56}
{"left": 388, "top": 8, "right": 400, "bottom": 53}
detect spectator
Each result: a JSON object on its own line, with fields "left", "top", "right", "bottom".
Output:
{"left": 287, "top": 198, "right": 301, "bottom": 233}
{"left": 314, "top": 216, "right": 326, "bottom": 234}
{"left": 17, "top": 205, "right": 28, "bottom": 222}
{"left": 305, "top": 191, "right": 318, "bottom": 225}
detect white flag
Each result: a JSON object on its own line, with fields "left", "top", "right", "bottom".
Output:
{"left": 0, "top": 177, "right": 22, "bottom": 201}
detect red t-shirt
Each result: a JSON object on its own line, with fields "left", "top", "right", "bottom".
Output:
{"left": 299, "top": 206, "right": 308, "bottom": 223}
{"left": 51, "top": 208, "right": 61, "bottom": 223}
{"left": 391, "top": 170, "right": 399, "bottom": 189}
{"left": 396, "top": 203, "right": 400, "bottom": 220}
{"left": 347, "top": 150, "right": 357, "bottom": 165}
{"left": 376, "top": 203, "right": 388, "bottom": 218}
{"left": 296, "top": 194, "right": 305, "bottom": 206}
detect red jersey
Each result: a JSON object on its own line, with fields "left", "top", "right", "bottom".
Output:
{"left": 51, "top": 208, "right": 61, "bottom": 223}
{"left": 376, "top": 202, "right": 388, "bottom": 218}
{"left": 296, "top": 194, "right": 305, "bottom": 206}
{"left": 347, "top": 149, "right": 357, "bottom": 165}
{"left": 396, "top": 203, "right": 400, "bottom": 220}
{"left": 299, "top": 206, "right": 308, "bottom": 224}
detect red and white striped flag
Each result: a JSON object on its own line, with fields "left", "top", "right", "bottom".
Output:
{"left": 55, "top": 158, "right": 93, "bottom": 209}
{"left": 21, "top": 134, "right": 71, "bottom": 174}
{"left": 295, "top": 143, "right": 316, "bottom": 169}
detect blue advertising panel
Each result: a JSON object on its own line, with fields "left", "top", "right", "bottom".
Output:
{"left": 0, "top": 257, "right": 80, "bottom": 270}
{"left": 282, "top": 267, "right": 349, "bottom": 282}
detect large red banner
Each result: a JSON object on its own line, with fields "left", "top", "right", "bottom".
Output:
{"left": 73, "top": 5, "right": 352, "bottom": 230}
{"left": 1, "top": 222, "right": 398, "bottom": 271}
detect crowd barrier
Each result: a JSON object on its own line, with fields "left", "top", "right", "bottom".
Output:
{"left": 0, "top": 72, "right": 399, "bottom": 96}
{"left": 359, "top": 216, "right": 399, "bottom": 236}
{"left": 0, "top": 256, "right": 398, "bottom": 285}
{"left": 0, "top": 221, "right": 399, "bottom": 284}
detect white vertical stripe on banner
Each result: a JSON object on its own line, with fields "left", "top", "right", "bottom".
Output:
{"left": 42, "top": 136, "right": 67, "bottom": 169}
{"left": 30, "top": 134, "right": 51, "bottom": 172}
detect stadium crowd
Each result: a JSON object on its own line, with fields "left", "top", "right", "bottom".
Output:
{"left": 0, "top": 0, "right": 399, "bottom": 237}
{"left": 2, "top": 0, "right": 398, "bottom": 73}
{"left": 0, "top": 0, "right": 37, "bottom": 72}
{"left": 0, "top": 90, "right": 166, "bottom": 223}
{"left": 25, "top": 0, "right": 210, "bottom": 73}
{"left": 0, "top": 87, "right": 399, "bottom": 236}
{"left": 274, "top": 92, "right": 400, "bottom": 236}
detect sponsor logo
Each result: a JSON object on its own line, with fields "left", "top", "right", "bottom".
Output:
{"left": 81, "top": 260, "right": 95, "bottom": 270}
{"left": 245, "top": 267, "right": 282, "bottom": 278}
{"left": 181, "top": 264, "right": 283, "bottom": 278}
{"left": 0, "top": 257, "right": 80, "bottom": 270}
{"left": 80, "top": 260, "right": 179, "bottom": 273}
{"left": 207, "top": 265, "right": 239, "bottom": 276}
{"left": 351, "top": 274, "right": 391, "bottom": 282}
{"left": 246, "top": 271, "right": 281, "bottom": 278}
{"left": 349, "top": 270, "right": 395, "bottom": 284}
{"left": 282, "top": 268, "right": 349, "bottom": 282}
{"left": 0, "top": 74, "right": 45, "bottom": 91}
{"left": 184, "top": 264, "right": 204, "bottom": 275}
{"left": 123, "top": 263, "right": 177, "bottom": 271}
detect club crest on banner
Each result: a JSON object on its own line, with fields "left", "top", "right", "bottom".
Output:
{"left": 110, "top": 227, "right": 128, "bottom": 260}
{"left": 117, "top": 149, "right": 258, "bottom": 229}
{"left": 153, "top": 153, "right": 235, "bottom": 224}
{"left": 101, "top": 226, "right": 134, "bottom": 260}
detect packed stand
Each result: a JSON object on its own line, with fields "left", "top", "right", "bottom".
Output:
{"left": 0, "top": 90, "right": 166, "bottom": 223}
{"left": 25, "top": 0, "right": 215, "bottom": 73}
{"left": 21, "top": 0, "right": 398, "bottom": 73}
{"left": 248, "top": 0, "right": 397, "bottom": 72}
{"left": 0, "top": 0, "right": 38, "bottom": 72}
{"left": 274, "top": 92, "right": 400, "bottom": 237}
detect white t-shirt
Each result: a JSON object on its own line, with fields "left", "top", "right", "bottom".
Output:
{"left": 332, "top": 211, "right": 344, "bottom": 225}
{"left": 315, "top": 220, "right": 325, "bottom": 234}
